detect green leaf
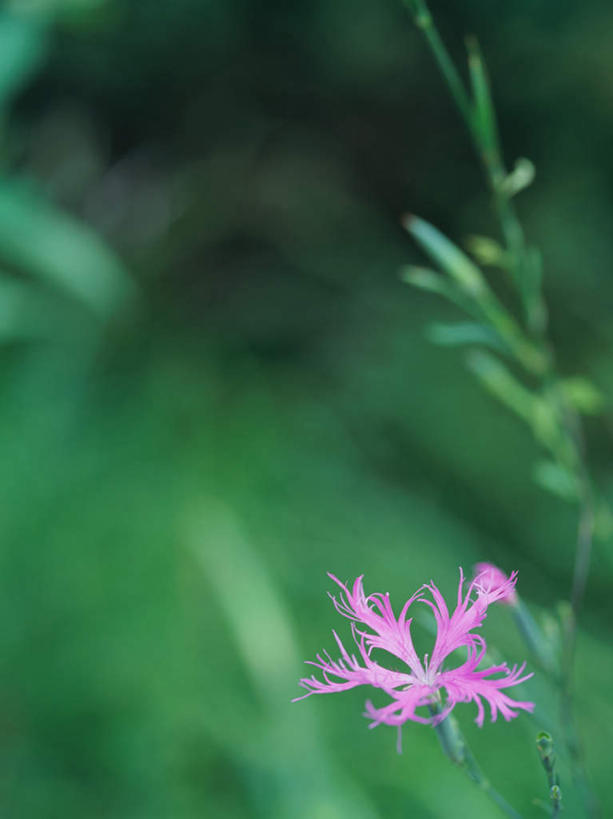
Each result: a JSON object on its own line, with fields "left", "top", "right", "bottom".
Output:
{"left": 0, "top": 181, "right": 135, "bottom": 317}
{"left": 466, "top": 349, "right": 534, "bottom": 421}
{"left": 560, "top": 377, "right": 605, "bottom": 415}
{"left": 402, "top": 214, "right": 487, "bottom": 297}
{"left": 533, "top": 460, "right": 579, "bottom": 501}
{"left": 0, "top": 13, "right": 46, "bottom": 112}
{"left": 426, "top": 321, "right": 505, "bottom": 351}
{"left": 465, "top": 234, "right": 508, "bottom": 268}
{"left": 399, "top": 265, "right": 481, "bottom": 319}
{"left": 500, "top": 157, "right": 535, "bottom": 197}
{"left": 466, "top": 36, "right": 500, "bottom": 163}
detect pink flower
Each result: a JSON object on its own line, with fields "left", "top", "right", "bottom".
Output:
{"left": 473, "top": 562, "right": 518, "bottom": 606}
{"left": 294, "top": 570, "right": 533, "bottom": 734}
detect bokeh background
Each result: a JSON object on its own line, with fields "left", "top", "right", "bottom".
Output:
{"left": 2, "top": 0, "right": 613, "bottom": 817}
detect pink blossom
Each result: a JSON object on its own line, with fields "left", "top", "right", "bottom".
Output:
{"left": 294, "top": 570, "right": 533, "bottom": 733}
{"left": 473, "top": 562, "right": 518, "bottom": 606}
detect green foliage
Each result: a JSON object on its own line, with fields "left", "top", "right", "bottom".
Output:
{"left": 0, "top": 1, "right": 611, "bottom": 818}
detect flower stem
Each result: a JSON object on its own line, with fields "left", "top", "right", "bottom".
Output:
{"left": 428, "top": 704, "right": 523, "bottom": 819}
{"left": 403, "top": 2, "right": 599, "bottom": 813}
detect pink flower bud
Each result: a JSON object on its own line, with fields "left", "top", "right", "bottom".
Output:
{"left": 473, "top": 562, "right": 518, "bottom": 606}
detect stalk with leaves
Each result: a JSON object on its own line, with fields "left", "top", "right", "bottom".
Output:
{"left": 400, "top": 1, "right": 601, "bottom": 815}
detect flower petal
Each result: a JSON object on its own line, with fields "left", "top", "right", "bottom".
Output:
{"left": 293, "top": 628, "right": 414, "bottom": 701}
{"left": 439, "top": 660, "right": 534, "bottom": 726}
{"left": 327, "top": 573, "right": 425, "bottom": 676}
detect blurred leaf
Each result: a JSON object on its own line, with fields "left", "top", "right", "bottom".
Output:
{"left": 186, "top": 500, "right": 382, "bottom": 819}
{"left": 500, "top": 157, "right": 536, "bottom": 198}
{"left": 465, "top": 234, "right": 509, "bottom": 268}
{"left": 560, "top": 377, "right": 605, "bottom": 415}
{"left": 466, "top": 349, "right": 534, "bottom": 421}
{"left": 0, "top": 181, "right": 135, "bottom": 317}
{"left": 466, "top": 36, "right": 500, "bottom": 163}
{"left": 533, "top": 459, "right": 579, "bottom": 501}
{"left": 0, "top": 13, "right": 46, "bottom": 112}
{"left": 399, "top": 264, "right": 481, "bottom": 318}
{"left": 426, "top": 321, "right": 505, "bottom": 352}
{"left": 531, "top": 397, "right": 562, "bottom": 451}
{"left": 402, "top": 214, "right": 488, "bottom": 297}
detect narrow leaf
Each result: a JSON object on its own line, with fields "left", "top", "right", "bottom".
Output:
{"left": 402, "top": 214, "right": 487, "bottom": 297}
{"left": 465, "top": 234, "right": 509, "bottom": 268}
{"left": 0, "top": 15, "right": 46, "bottom": 112}
{"left": 466, "top": 36, "right": 501, "bottom": 163}
{"left": 426, "top": 321, "right": 506, "bottom": 351}
{"left": 399, "top": 265, "right": 481, "bottom": 318}
{"left": 466, "top": 349, "right": 534, "bottom": 421}
{"left": 500, "top": 157, "right": 536, "bottom": 197}
{"left": 0, "top": 181, "right": 135, "bottom": 317}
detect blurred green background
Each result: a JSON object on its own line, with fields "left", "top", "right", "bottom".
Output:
{"left": 2, "top": 0, "right": 613, "bottom": 817}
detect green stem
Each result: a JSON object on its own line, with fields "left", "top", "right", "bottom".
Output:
{"left": 403, "top": 0, "right": 534, "bottom": 330}
{"left": 403, "top": 0, "right": 473, "bottom": 127}
{"left": 429, "top": 704, "right": 523, "bottom": 819}
{"left": 404, "top": 2, "right": 599, "bottom": 813}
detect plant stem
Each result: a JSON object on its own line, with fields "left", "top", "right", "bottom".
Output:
{"left": 429, "top": 704, "right": 523, "bottom": 819}
{"left": 406, "top": 1, "right": 473, "bottom": 127}
{"left": 402, "top": 0, "right": 533, "bottom": 327}
{"left": 403, "top": 2, "right": 599, "bottom": 813}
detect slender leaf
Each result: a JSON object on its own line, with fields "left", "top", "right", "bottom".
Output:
{"left": 466, "top": 36, "right": 501, "bottom": 163}
{"left": 466, "top": 349, "right": 534, "bottom": 421}
{"left": 427, "top": 321, "right": 506, "bottom": 351}
{"left": 403, "top": 214, "right": 487, "bottom": 297}
{"left": 0, "top": 14, "right": 46, "bottom": 113}
{"left": 399, "top": 264, "right": 482, "bottom": 319}
{"left": 0, "top": 181, "right": 135, "bottom": 317}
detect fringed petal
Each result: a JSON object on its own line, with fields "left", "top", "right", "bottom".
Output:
{"left": 439, "top": 661, "right": 534, "bottom": 726}
{"left": 293, "top": 628, "right": 414, "bottom": 702}
{"left": 327, "top": 573, "right": 425, "bottom": 676}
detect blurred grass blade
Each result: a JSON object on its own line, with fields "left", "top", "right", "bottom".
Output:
{"left": 427, "top": 321, "right": 505, "bottom": 351}
{"left": 467, "top": 349, "right": 534, "bottom": 421}
{"left": 0, "top": 14, "right": 46, "bottom": 113}
{"left": 187, "top": 499, "right": 299, "bottom": 703}
{"left": 466, "top": 36, "right": 501, "bottom": 165}
{"left": 403, "top": 214, "right": 487, "bottom": 296}
{"left": 186, "top": 499, "right": 382, "bottom": 819}
{"left": 0, "top": 181, "right": 135, "bottom": 317}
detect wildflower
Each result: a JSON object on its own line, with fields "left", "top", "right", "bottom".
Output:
{"left": 294, "top": 570, "right": 533, "bottom": 734}
{"left": 473, "top": 562, "right": 518, "bottom": 606}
